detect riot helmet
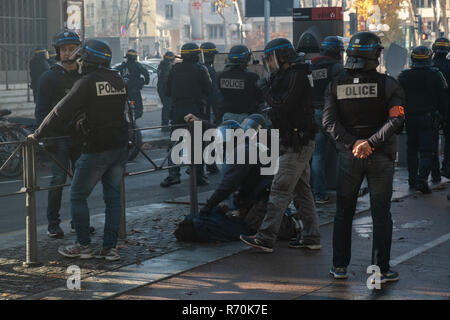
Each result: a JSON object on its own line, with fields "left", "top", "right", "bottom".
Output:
{"left": 227, "top": 45, "right": 251, "bottom": 67}
{"left": 345, "top": 32, "right": 383, "bottom": 70}
{"left": 410, "top": 45, "right": 432, "bottom": 68}
{"left": 263, "top": 38, "right": 302, "bottom": 75}
{"left": 200, "top": 42, "right": 218, "bottom": 64}
{"left": 53, "top": 30, "right": 81, "bottom": 61}
{"left": 163, "top": 51, "right": 176, "bottom": 61}
{"left": 125, "top": 49, "right": 138, "bottom": 62}
{"left": 33, "top": 48, "right": 48, "bottom": 60}
{"left": 320, "top": 36, "right": 344, "bottom": 60}
{"left": 180, "top": 42, "right": 203, "bottom": 63}
{"left": 432, "top": 37, "right": 450, "bottom": 55}
{"left": 241, "top": 114, "right": 266, "bottom": 132}
{"left": 70, "top": 39, "right": 112, "bottom": 72}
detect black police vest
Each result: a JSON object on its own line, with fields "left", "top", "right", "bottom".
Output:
{"left": 119, "top": 61, "right": 143, "bottom": 89}
{"left": 50, "top": 64, "right": 81, "bottom": 108}
{"left": 217, "top": 67, "right": 259, "bottom": 114}
{"left": 333, "top": 72, "right": 387, "bottom": 139}
{"left": 311, "top": 58, "right": 340, "bottom": 108}
{"left": 170, "top": 62, "right": 208, "bottom": 110}
{"left": 81, "top": 70, "right": 129, "bottom": 153}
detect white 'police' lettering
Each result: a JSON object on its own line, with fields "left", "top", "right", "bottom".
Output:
{"left": 337, "top": 83, "right": 378, "bottom": 100}
{"left": 220, "top": 78, "right": 245, "bottom": 90}
{"left": 96, "top": 82, "right": 127, "bottom": 96}
{"left": 312, "top": 68, "right": 327, "bottom": 81}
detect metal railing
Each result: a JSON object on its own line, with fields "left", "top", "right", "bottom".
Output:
{"left": 0, "top": 123, "right": 200, "bottom": 267}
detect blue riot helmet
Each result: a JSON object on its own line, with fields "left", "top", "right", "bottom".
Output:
{"left": 345, "top": 32, "right": 384, "bottom": 70}
{"left": 320, "top": 36, "right": 344, "bottom": 60}
{"left": 241, "top": 114, "right": 266, "bottom": 132}
{"left": 217, "top": 120, "right": 241, "bottom": 143}
{"left": 228, "top": 45, "right": 252, "bottom": 67}
{"left": 53, "top": 29, "right": 81, "bottom": 61}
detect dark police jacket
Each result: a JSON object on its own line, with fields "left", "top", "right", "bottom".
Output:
{"left": 35, "top": 64, "right": 82, "bottom": 133}
{"left": 216, "top": 65, "right": 264, "bottom": 115}
{"left": 311, "top": 56, "right": 344, "bottom": 109}
{"left": 29, "top": 54, "right": 50, "bottom": 92}
{"left": 34, "top": 68, "right": 128, "bottom": 154}
{"left": 165, "top": 61, "right": 212, "bottom": 121}
{"left": 156, "top": 59, "right": 172, "bottom": 98}
{"left": 260, "top": 62, "right": 317, "bottom": 150}
{"left": 398, "top": 65, "right": 448, "bottom": 118}
{"left": 323, "top": 69, "right": 405, "bottom": 159}
{"left": 116, "top": 60, "right": 150, "bottom": 90}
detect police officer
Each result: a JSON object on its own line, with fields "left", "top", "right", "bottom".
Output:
{"left": 47, "top": 50, "right": 57, "bottom": 66}
{"left": 398, "top": 46, "right": 447, "bottom": 193}
{"left": 157, "top": 51, "right": 175, "bottom": 131}
{"left": 115, "top": 49, "right": 150, "bottom": 119}
{"left": 29, "top": 39, "right": 129, "bottom": 261}
{"left": 310, "top": 36, "right": 344, "bottom": 204}
{"left": 432, "top": 38, "right": 450, "bottom": 179}
{"left": 160, "top": 42, "right": 212, "bottom": 187}
{"left": 200, "top": 42, "right": 220, "bottom": 123}
{"left": 240, "top": 38, "right": 320, "bottom": 252}
{"left": 323, "top": 32, "right": 405, "bottom": 282}
{"left": 29, "top": 48, "right": 50, "bottom": 102}
{"left": 216, "top": 45, "right": 265, "bottom": 124}
{"left": 35, "top": 30, "right": 84, "bottom": 238}
{"left": 200, "top": 42, "right": 220, "bottom": 174}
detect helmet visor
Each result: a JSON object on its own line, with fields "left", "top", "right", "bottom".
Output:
{"left": 263, "top": 51, "right": 279, "bottom": 75}
{"left": 68, "top": 44, "right": 83, "bottom": 61}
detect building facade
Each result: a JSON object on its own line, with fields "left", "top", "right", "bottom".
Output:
{"left": 0, "top": 0, "right": 65, "bottom": 84}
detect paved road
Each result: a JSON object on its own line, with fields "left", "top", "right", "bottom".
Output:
{"left": 114, "top": 184, "right": 450, "bottom": 301}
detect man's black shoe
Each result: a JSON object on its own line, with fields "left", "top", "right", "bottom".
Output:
{"left": 47, "top": 224, "right": 64, "bottom": 238}
{"left": 415, "top": 180, "right": 431, "bottom": 194}
{"left": 160, "top": 176, "right": 181, "bottom": 188}
{"left": 240, "top": 235, "right": 273, "bottom": 252}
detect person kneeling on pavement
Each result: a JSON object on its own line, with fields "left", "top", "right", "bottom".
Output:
{"left": 174, "top": 114, "right": 298, "bottom": 243}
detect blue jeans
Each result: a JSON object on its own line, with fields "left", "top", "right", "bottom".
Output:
{"left": 47, "top": 138, "right": 80, "bottom": 226}
{"left": 333, "top": 151, "right": 394, "bottom": 273}
{"left": 311, "top": 109, "right": 333, "bottom": 199}
{"left": 70, "top": 146, "right": 128, "bottom": 249}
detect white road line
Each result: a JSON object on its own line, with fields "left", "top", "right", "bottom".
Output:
{"left": 391, "top": 233, "right": 450, "bottom": 266}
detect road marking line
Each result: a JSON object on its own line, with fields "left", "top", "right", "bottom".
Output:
{"left": 391, "top": 233, "right": 450, "bottom": 266}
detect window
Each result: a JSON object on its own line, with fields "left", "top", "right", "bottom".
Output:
{"left": 184, "top": 25, "right": 191, "bottom": 39}
{"left": 143, "top": 22, "right": 147, "bottom": 35}
{"left": 165, "top": 4, "right": 173, "bottom": 19}
{"left": 102, "top": 19, "right": 106, "bottom": 31}
{"left": 207, "top": 25, "right": 224, "bottom": 39}
{"left": 101, "top": 0, "right": 105, "bottom": 9}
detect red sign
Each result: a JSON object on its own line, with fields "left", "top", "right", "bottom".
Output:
{"left": 311, "top": 7, "right": 343, "bottom": 21}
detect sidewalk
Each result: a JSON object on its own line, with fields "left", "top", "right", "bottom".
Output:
{"left": 0, "top": 162, "right": 448, "bottom": 300}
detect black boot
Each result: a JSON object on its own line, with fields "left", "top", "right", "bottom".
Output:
{"left": 415, "top": 180, "right": 431, "bottom": 194}
{"left": 160, "top": 176, "right": 181, "bottom": 187}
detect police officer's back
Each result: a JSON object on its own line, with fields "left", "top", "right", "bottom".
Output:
{"left": 29, "top": 48, "right": 50, "bottom": 102}
{"left": 165, "top": 43, "right": 212, "bottom": 122}
{"left": 398, "top": 46, "right": 447, "bottom": 193}
{"left": 217, "top": 45, "right": 264, "bottom": 123}
{"left": 157, "top": 51, "right": 175, "bottom": 129}
{"left": 32, "top": 39, "right": 129, "bottom": 259}
{"left": 311, "top": 36, "right": 344, "bottom": 109}
{"left": 432, "top": 37, "right": 450, "bottom": 178}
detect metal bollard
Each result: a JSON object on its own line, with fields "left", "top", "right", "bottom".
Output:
{"left": 189, "top": 123, "right": 198, "bottom": 214}
{"left": 119, "top": 164, "right": 127, "bottom": 240}
{"left": 22, "top": 140, "right": 39, "bottom": 267}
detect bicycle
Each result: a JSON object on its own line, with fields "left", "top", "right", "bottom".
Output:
{"left": 0, "top": 109, "right": 26, "bottom": 178}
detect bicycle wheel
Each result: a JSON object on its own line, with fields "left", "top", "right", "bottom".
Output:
{"left": 0, "top": 129, "right": 23, "bottom": 178}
